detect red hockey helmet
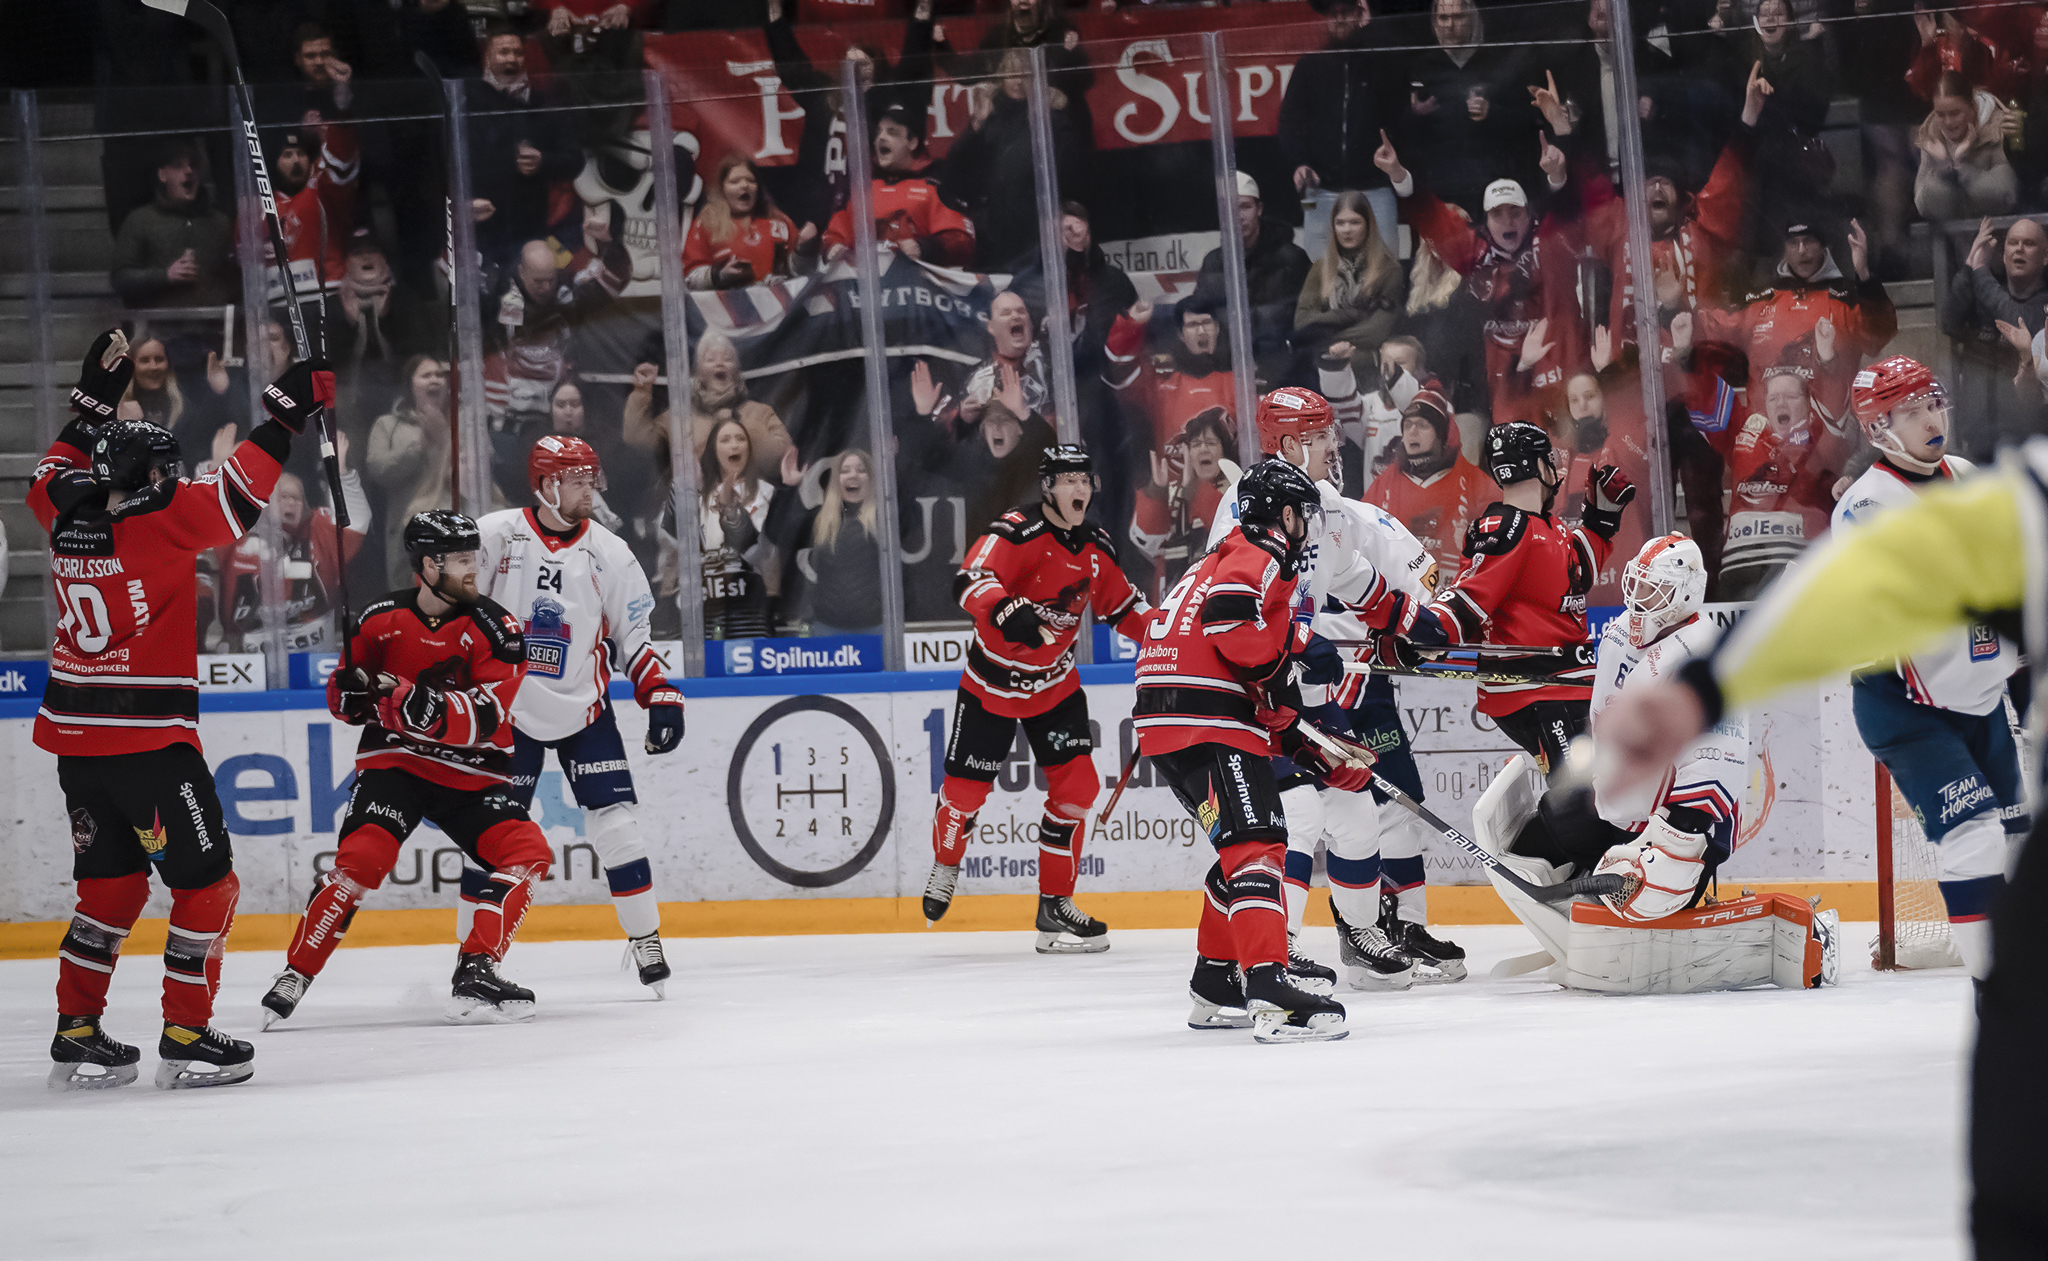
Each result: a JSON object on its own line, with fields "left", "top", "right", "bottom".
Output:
{"left": 529, "top": 434, "right": 605, "bottom": 505}
{"left": 1254, "top": 387, "right": 1335, "bottom": 455}
{"left": 1850, "top": 355, "right": 1942, "bottom": 427}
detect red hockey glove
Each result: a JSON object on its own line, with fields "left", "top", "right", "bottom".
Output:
{"left": 1370, "top": 634, "right": 1421, "bottom": 673}
{"left": 1582, "top": 464, "right": 1636, "bottom": 540}
{"left": 326, "top": 666, "right": 387, "bottom": 726}
{"left": 261, "top": 359, "right": 336, "bottom": 434}
{"left": 378, "top": 680, "right": 449, "bottom": 741}
{"left": 1283, "top": 722, "right": 1378, "bottom": 793}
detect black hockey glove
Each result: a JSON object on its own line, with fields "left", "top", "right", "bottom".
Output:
{"left": 1292, "top": 633, "right": 1344, "bottom": 686}
{"left": 1581, "top": 464, "right": 1636, "bottom": 542}
{"left": 327, "top": 665, "right": 385, "bottom": 726}
{"left": 378, "top": 680, "right": 449, "bottom": 741}
{"left": 71, "top": 329, "right": 134, "bottom": 425}
{"left": 644, "top": 689, "right": 686, "bottom": 755}
{"left": 260, "top": 359, "right": 335, "bottom": 435}
{"left": 1368, "top": 634, "right": 1421, "bottom": 674}
{"left": 469, "top": 596, "right": 526, "bottom": 664}
{"left": 991, "top": 596, "right": 1052, "bottom": 647}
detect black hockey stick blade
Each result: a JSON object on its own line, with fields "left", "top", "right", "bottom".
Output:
{"left": 143, "top": 0, "right": 239, "bottom": 75}
{"left": 1367, "top": 771, "right": 1622, "bottom": 904}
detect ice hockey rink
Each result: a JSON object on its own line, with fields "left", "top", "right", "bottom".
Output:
{"left": 0, "top": 922, "right": 1969, "bottom": 1260}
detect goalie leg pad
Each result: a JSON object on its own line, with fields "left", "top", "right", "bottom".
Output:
{"left": 1472, "top": 754, "right": 1573, "bottom": 962}
{"left": 1564, "top": 894, "right": 1830, "bottom": 994}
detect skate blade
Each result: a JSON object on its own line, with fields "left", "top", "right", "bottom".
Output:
{"left": 1413, "top": 959, "right": 1468, "bottom": 984}
{"left": 153, "top": 1059, "right": 253, "bottom": 1090}
{"left": 1342, "top": 963, "right": 1416, "bottom": 992}
{"left": 260, "top": 1006, "right": 289, "bottom": 1032}
{"left": 1035, "top": 931, "right": 1110, "bottom": 955}
{"left": 1249, "top": 1008, "right": 1349, "bottom": 1044}
{"left": 1186, "top": 997, "right": 1254, "bottom": 1030}
{"left": 47, "top": 1061, "right": 139, "bottom": 1091}
{"left": 445, "top": 996, "right": 537, "bottom": 1025}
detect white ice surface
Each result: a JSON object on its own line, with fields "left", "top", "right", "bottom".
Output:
{"left": 1, "top": 924, "right": 1971, "bottom": 1260}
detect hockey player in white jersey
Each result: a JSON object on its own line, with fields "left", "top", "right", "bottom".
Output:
{"left": 460, "top": 436, "right": 687, "bottom": 994}
{"left": 1205, "top": 387, "right": 1465, "bottom": 989}
{"left": 1831, "top": 356, "right": 2025, "bottom": 979}
{"left": 1475, "top": 532, "right": 1839, "bottom": 993}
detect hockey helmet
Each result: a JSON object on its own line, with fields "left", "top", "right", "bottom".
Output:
{"left": 1483, "top": 421, "right": 1556, "bottom": 486}
{"left": 91, "top": 419, "right": 181, "bottom": 493}
{"left": 403, "top": 509, "right": 482, "bottom": 570}
{"left": 1621, "top": 533, "right": 1707, "bottom": 649}
{"left": 1254, "top": 387, "right": 1336, "bottom": 456}
{"left": 1850, "top": 355, "right": 1948, "bottom": 468}
{"left": 1237, "top": 456, "right": 1325, "bottom": 567}
{"left": 530, "top": 434, "right": 605, "bottom": 507}
{"left": 1039, "top": 443, "right": 1094, "bottom": 482}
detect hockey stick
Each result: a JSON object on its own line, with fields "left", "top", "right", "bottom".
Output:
{"left": 1095, "top": 750, "right": 1140, "bottom": 829}
{"left": 1341, "top": 660, "right": 1591, "bottom": 689}
{"left": 1294, "top": 723, "right": 1628, "bottom": 906}
{"left": 143, "top": 0, "right": 348, "bottom": 531}
{"left": 308, "top": 210, "right": 354, "bottom": 676}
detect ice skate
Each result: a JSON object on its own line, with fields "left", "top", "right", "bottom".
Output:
{"left": 626, "top": 933, "right": 670, "bottom": 997}
{"left": 1242, "top": 962, "right": 1349, "bottom": 1043}
{"left": 1335, "top": 904, "right": 1416, "bottom": 991}
{"left": 1286, "top": 932, "right": 1338, "bottom": 995}
{"left": 922, "top": 860, "right": 960, "bottom": 926}
{"left": 155, "top": 1023, "right": 254, "bottom": 1090}
{"left": 1187, "top": 956, "right": 1253, "bottom": 1029}
{"left": 260, "top": 967, "right": 312, "bottom": 1030}
{"left": 48, "top": 1016, "right": 139, "bottom": 1091}
{"left": 1034, "top": 894, "right": 1110, "bottom": 954}
{"left": 1381, "top": 894, "right": 1467, "bottom": 982}
{"left": 448, "top": 952, "right": 537, "bottom": 1024}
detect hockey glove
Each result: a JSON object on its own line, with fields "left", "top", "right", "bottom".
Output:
{"left": 1293, "top": 633, "right": 1344, "bottom": 686}
{"left": 991, "top": 596, "right": 1052, "bottom": 647}
{"left": 261, "top": 359, "right": 336, "bottom": 435}
{"left": 644, "top": 688, "right": 686, "bottom": 755}
{"left": 1278, "top": 720, "right": 1378, "bottom": 793}
{"left": 1581, "top": 464, "right": 1636, "bottom": 541}
{"left": 71, "top": 329, "right": 133, "bottom": 425}
{"left": 469, "top": 597, "right": 527, "bottom": 664}
{"left": 327, "top": 665, "right": 386, "bottom": 726}
{"left": 377, "top": 680, "right": 449, "bottom": 742}
{"left": 1369, "top": 634, "right": 1421, "bottom": 674}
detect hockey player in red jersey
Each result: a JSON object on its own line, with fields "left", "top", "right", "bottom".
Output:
{"left": 923, "top": 444, "right": 1151, "bottom": 952}
{"left": 37, "top": 330, "right": 325, "bottom": 1091}
{"left": 1135, "top": 459, "right": 1378, "bottom": 1043}
{"left": 1431, "top": 421, "right": 1633, "bottom": 776}
{"left": 263, "top": 510, "right": 557, "bottom": 1026}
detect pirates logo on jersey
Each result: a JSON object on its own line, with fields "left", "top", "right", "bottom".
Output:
{"left": 70, "top": 808, "right": 97, "bottom": 854}
{"left": 525, "top": 595, "right": 573, "bottom": 679}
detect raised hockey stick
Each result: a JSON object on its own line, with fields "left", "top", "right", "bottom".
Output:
{"left": 1294, "top": 723, "right": 1629, "bottom": 906}
{"left": 308, "top": 215, "right": 354, "bottom": 675}
{"left": 142, "top": 0, "right": 348, "bottom": 532}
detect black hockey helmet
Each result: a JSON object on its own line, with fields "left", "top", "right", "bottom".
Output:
{"left": 1237, "top": 456, "right": 1322, "bottom": 528}
{"left": 1039, "top": 443, "right": 1093, "bottom": 481}
{"left": 1483, "top": 421, "right": 1556, "bottom": 486}
{"left": 91, "top": 419, "right": 182, "bottom": 492}
{"left": 403, "top": 509, "right": 481, "bottom": 571}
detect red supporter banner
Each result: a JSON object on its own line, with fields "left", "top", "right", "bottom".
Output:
{"left": 642, "top": 3, "right": 1320, "bottom": 181}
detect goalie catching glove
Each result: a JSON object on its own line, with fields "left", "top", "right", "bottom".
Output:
{"left": 1592, "top": 810, "right": 1708, "bottom": 922}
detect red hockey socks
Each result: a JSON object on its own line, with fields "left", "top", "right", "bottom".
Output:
{"left": 55, "top": 873, "right": 150, "bottom": 1017}
{"left": 462, "top": 862, "right": 549, "bottom": 960}
{"left": 286, "top": 871, "right": 368, "bottom": 978}
{"left": 1197, "top": 861, "right": 1236, "bottom": 961}
{"left": 1038, "top": 812, "right": 1084, "bottom": 897}
{"left": 1220, "top": 841, "right": 1288, "bottom": 969}
{"left": 163, "top": 873, "right": 239, "bottom": 1027}
{"left": 933, "top": 777, "right": 992, "bottom": 866}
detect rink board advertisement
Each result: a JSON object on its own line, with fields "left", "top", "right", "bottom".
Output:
{"left": 0, "top": 669, "right": 1883, "bottom": 925}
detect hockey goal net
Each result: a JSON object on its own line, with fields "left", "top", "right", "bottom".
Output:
{"left": 1873, "top": 763, "right": 1965, "bottom": 970}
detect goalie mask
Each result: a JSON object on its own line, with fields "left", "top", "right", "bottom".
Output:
{"left": 1621, "top": 533, "right": 1706, "bottom": 648}
{"left": 1850, "top": 355, "right": 1949, "bottom": 474}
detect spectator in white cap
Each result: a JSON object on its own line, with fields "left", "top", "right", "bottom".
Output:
{"left": 1376, "top": 125, "right": 1578, "bottom": 425}
{"left": 1192, "top": 169, "right": 1314, "bottom": 384}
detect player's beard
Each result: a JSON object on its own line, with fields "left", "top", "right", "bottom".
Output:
{"left": 431, "top": 570, "right": 480, "bottom": 605}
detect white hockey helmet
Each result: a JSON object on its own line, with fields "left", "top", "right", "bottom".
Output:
{"left": 1621, "top": 533, "right": 1706, "bottom": 648}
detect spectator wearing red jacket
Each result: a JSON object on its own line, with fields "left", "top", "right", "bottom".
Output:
{"left": 1365, "top": 387, "right": 1488, "bottom": 579}
{"left": 684, "top": 154, "right": 800, "bottom": 291}
{"left": 819, "top": 101, "right": 975, "bottom": 269}
{"left": 1103, "top": 295, "right": 1241, "bottom": 456}
{"left": 1376, "top": 127, "right": 1580, "bottom": 425}
{"left": 266, "top": 125, "right": 358, "bottom": 292}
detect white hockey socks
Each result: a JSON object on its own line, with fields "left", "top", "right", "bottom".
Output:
{"left": 591, "top": 804, "right": 660, "bottom": 940}
{"left": 1279, "top": 785, "right": 1325, "bottom": 933}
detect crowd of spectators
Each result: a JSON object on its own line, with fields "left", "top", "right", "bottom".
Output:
{"left": 73, "top": 0, "right": 2048, "bottom": 649}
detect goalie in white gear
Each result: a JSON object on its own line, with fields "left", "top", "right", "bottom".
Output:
{"left": 1206, "top": 387, "right": 1465, "bottom": 989}
{"left": 458, "top": 436, "right": 687, "bottom": 995}
{"left": 1473, "top": 533, "right": 1838, "bottom": 993}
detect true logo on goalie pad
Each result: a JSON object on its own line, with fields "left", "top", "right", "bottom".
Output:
{"left": 524, "top": 596, "right": 572, "bottom": 679}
